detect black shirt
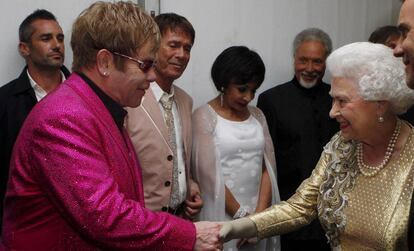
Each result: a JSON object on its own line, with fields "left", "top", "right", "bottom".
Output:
{"left": 77, "top": 72, "right": 127, "bottom": 132}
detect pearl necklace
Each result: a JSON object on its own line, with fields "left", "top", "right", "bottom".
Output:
{"left": 356, "top": 119, "right": 401, "bottom": 177}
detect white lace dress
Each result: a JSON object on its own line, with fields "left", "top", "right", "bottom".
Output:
{"left": 192, "top": 104, "right": 280, "bottom": 251}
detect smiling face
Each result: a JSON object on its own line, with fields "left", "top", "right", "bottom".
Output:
{"left": 329, "top": 77, "right": 379, "bottom": 141}
{"left": 19, "top": 19, "right": 65, "bottom": 70}
{"left": 294, "top": 40, "right": 326, "bottom": 88}
{"left": 155, "top": 28, "right": 192, "bottom": 89}
{"left": 109, "top": 41, "right": 156, "bottom": 107}
{"left": 223, "top": 82, "right": 258, "bottom": 114}
{"left": 394, "top": 0, "right": 414, "bottom": 89}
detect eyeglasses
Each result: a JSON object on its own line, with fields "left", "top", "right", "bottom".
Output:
{"left": 112, "top": 51, "right": 155, "bottom": 73}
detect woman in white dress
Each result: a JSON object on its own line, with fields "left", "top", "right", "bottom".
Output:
{"left": 192, "top": 46, "right": 281, "bottom": 251}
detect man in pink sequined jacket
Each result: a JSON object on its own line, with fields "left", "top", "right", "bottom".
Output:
{"left": 1, "top": 2, "right": 221, "bottom": 250}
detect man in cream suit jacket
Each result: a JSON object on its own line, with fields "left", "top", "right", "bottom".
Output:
{"left": 126, "top": 13, "right": 202, "bottom": 219}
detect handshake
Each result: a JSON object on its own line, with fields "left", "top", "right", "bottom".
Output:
{"left": 193, "top": 218, "right": 258, "bottom": 251}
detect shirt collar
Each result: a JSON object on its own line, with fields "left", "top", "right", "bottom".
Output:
{"left": 77, "top": 72, "right": 127, "bottom": 131}
{"left": 26, "top": 70, "right": 66, "bottom": 92}
{"left": 150, "top": 81, "right": 175, "bottom": 102}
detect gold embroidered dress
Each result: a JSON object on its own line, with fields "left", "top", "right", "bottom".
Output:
{"left": 250, "top": 126, "right": 414, "bottom": 250}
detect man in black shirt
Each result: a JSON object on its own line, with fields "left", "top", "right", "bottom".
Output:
{"left": 257, "top": 28, "right": 338, "bottom": 251}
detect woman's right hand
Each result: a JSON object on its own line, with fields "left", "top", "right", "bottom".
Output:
{"left": 219, "top": 218, "right": 258, "bottom": 242}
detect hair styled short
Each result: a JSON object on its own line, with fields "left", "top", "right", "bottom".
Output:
{"left": 71, "top": 1, "right": 160, "bottom": 72}
{"left": 19, "top": 9, "right": 57, "bottom": 43}
{"left": 155, "top": 13, "right": 195, "bottom": 44}
{"left": 211, "top": 46, "right": 265, "bottom": 91}
{"left": 293, "top": 28, "right": 332, "bottom": 58}
{"left": 368, "top": 25, "right": 400, "bottom": 44}
{"left": 327, "top": 42, "right": 414, "bottom": 114}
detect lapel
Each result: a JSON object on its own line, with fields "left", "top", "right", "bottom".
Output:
{"left": 121, "top": 128, "right": 143, "bottom": 199}
{"left": 12, "top": 65, "right": 71, "bottom": 97}
{"left": 141, "top": 88, "right": 171, "bottom": 149}
{"left": 65, "top": 73, "right": 139, "bottom": 192}
{"left": 174, "top": 88, "right": 189, "bottom": 157}
{"left": 12, "top": 66, "right": 37, "bottom": 101}
{"left": 61, "top": 65, "right": 71, "bottom": 78}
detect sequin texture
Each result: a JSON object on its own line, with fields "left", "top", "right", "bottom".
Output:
{"left": 2, "top": 74, "right": 196, "bottom": 250}
{"left": 250, "top": 126, "right": 414, "bottom": 250}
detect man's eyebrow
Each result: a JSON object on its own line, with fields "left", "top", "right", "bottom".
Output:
{"left": 39, "top": 33, "right": 53, "bottom": 37}
{"left": 397, "top": 23, "right": 410, "bottom": 33}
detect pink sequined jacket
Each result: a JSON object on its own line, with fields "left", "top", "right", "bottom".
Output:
{"left": 1, "top": 73, "right": 196, "bottom": 250}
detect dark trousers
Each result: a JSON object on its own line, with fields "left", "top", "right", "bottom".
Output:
{"left": 281, "top": 238, "right": 330, "bottom": 251}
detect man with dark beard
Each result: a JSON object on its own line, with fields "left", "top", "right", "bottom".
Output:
{"left": 0, "top": 9, "right": 69, "bottom": 229}
{"left": 257, "top": 28, "right": 338, "bottom": 251}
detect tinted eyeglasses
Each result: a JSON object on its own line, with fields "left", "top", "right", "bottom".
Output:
{"left": 112, "top": 51, "right": 156, "bottom": 73}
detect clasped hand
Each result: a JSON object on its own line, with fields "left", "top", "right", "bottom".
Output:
{"left": 219, "top": 217, "right": 257, "bottom": 242}
{"left": 193, "top": 217, "right": 257, "bottom": 250}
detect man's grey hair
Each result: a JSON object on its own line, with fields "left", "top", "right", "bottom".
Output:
{"left": 293, "top": 28, "right": 332, "bottom": 58}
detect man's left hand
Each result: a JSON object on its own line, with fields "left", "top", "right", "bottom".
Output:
{"left": 184, "top": 182, "right": 203, "bottom": 219}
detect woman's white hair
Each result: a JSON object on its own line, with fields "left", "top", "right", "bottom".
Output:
{"left": 327, "top": 42, "right": 414, "bottom": 114}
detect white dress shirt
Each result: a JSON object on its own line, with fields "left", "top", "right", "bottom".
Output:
{"left": 151, "top": 82, "right": 187, "bottom": 205}
{"left": 28, "top": 70, "right": 66, "bottom": 101}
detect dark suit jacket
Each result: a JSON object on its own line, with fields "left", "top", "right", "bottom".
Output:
{"left": 0, "top": 65, "right": 70, "bottom": 228}
{"left": 257, "top": 77, "right": 338, "bottom": 244}
{"left": 400, "top": 107, "right": 414, "bottom": 126}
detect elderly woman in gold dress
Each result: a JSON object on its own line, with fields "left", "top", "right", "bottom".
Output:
{"left": 220, "top": 42, "right": 414, "bottom": 250}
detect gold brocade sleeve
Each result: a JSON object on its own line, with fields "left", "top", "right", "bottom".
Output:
{"left": 249, "top": 151, "right": 330, "bottom": 239}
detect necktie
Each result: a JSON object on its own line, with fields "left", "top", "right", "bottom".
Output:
{"left": 160, "top": 92, "right": 180, "bottom": 208}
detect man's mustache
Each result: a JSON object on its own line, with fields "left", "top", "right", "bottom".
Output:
{"left": 301, "top": 71, "right": 320, "bottom": 78}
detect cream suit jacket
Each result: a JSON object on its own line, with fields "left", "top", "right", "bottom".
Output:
{"left": 126, "top": 85, "right": 194, "bottom": 212}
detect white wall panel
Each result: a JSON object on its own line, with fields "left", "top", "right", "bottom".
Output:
{"left": 0, "top": 0, "right": 402, "bottom": 109}
{"left": 161, "top": 0, "right": 402, "bottom": 108}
